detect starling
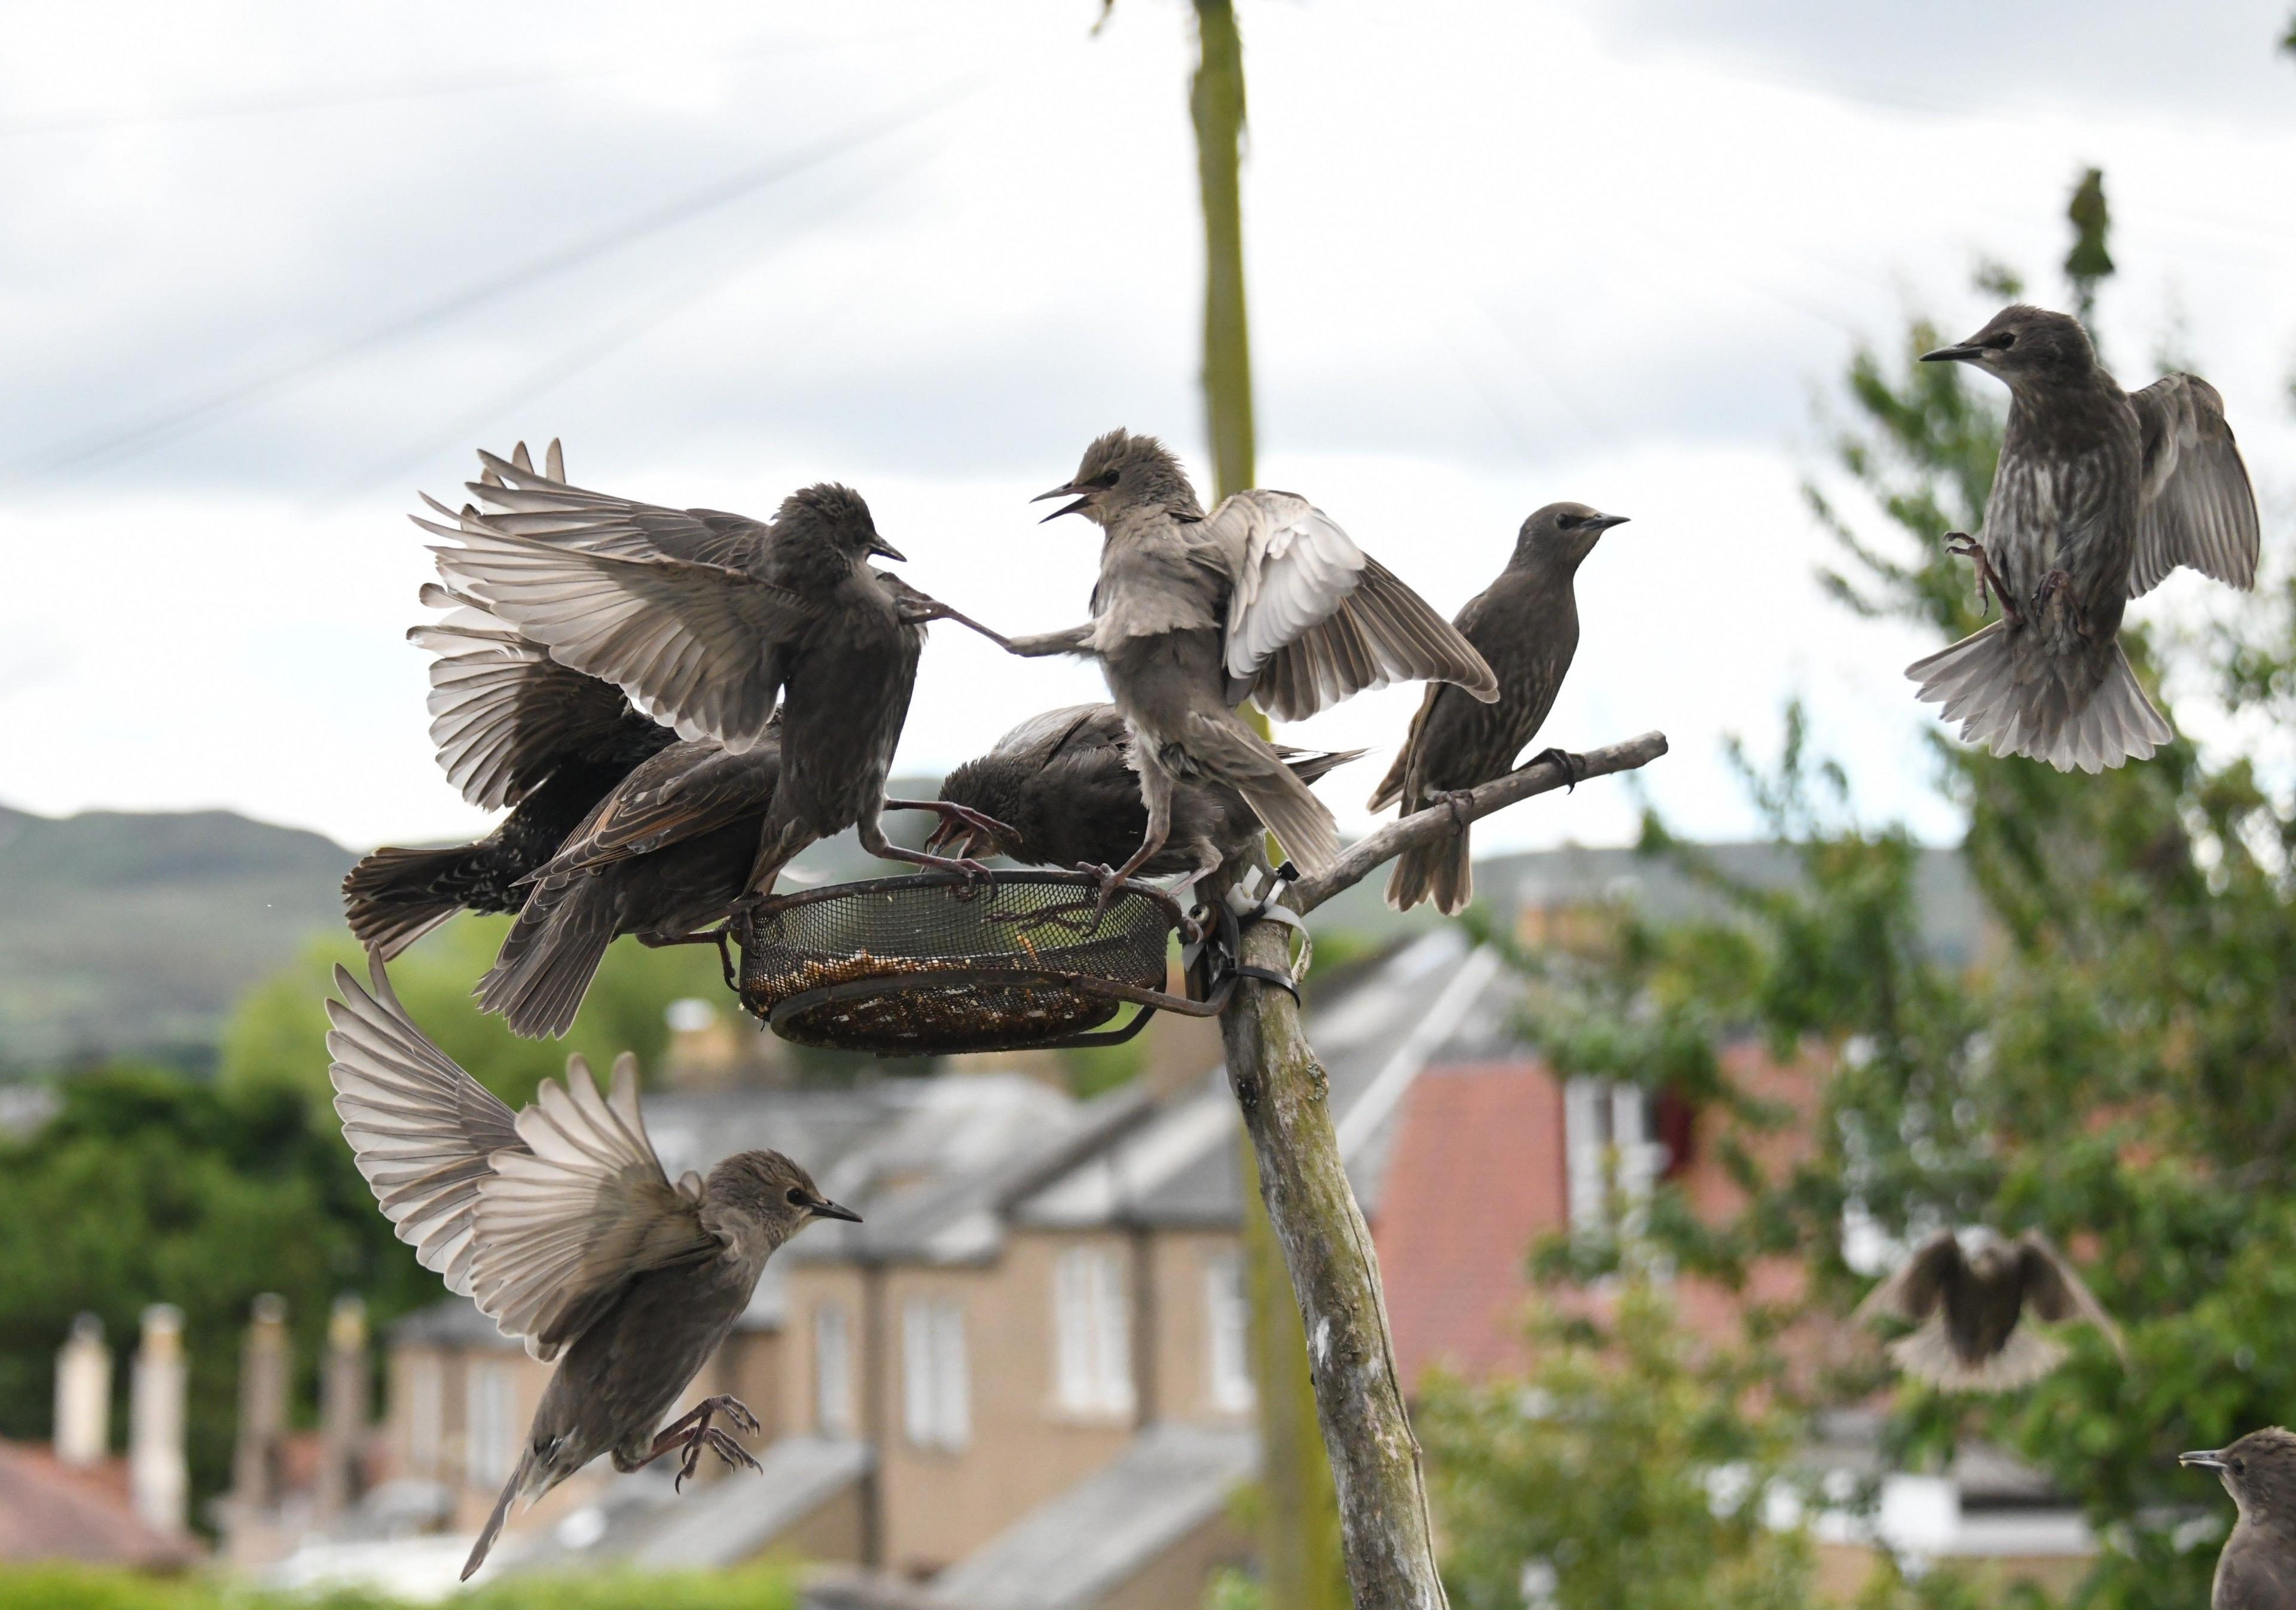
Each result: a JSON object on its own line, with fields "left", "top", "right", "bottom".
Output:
{"left": 344, "top": 445, "right": 675, "bottom": 957}
{"left": 325, "top": 956, "right": 860, "bottom": 1579}
{"left": 2184, "top": 1429, "right": 2296, "bottom": 1610}
{"left": 1909, "top": 305, "right": 2258, "bottom": 772}
{"left": 420, "top": 455, "right": 997, "bottom": 897}
{"left": 475, "top": 730, "right": 782, "bottom": 1039}
{"left": 1003, "top": 429, "right": 1495, "bottom": 888}
{"left": 1855, "top": 1227, "right": 2124, "bottom": 1392}
{"left": 929, "top": 702, "right": 1363, "bottom": 898}
{"left": 1367, "top": 501, "right": 1628, "bottom": 914}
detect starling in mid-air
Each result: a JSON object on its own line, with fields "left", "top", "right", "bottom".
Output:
{"left": 1855, "top": 1227, "right": 2124, "bottom": 1392}
{"left": 1000, "top": 429, "right": 1495, "bottom": 889}
{"left": 2184, "top": 1429, "right": 2296, "bottom": 1610}
{"left": 325, "top": 957, "right": 859, "bottom": 1579}
{"left": 1367, "top": 501, "right": 1628, "bottom": 914}
{"left": 929, "top": 702, "right": 1363, "bottom": 898}
{"left": 420, "top": 455, "right": 999, "bottom": 898}
{"left": 1908, "top": 304, "right": 2258, "bottom": 773}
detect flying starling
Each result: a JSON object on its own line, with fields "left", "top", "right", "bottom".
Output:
{"left": 419, "top": 454, "right": 1000, "bottom": 897}
{"left": 325, "top": 956, "right": 859, "bottom": 1579}
{"left": 929, "top": 702, "right": 1362, "bottom": 899}
{"left": 1002, "top": 429, "right": 1495, "bottom": 889}
{"left": 1908, "top": 305, "right": 2258, "bottom": 772}
{"left": 343, "top": 444, "right": 674, "bottom": 956}
{"left": 1855, "top": 1227, "right": 2124, "bottom": 1392}
{"left": 2184, "top": 1429, "right": 2296, "bottom": 1610}
{"left": 1367, "top": 501, "right": 1627, "bottom": 914}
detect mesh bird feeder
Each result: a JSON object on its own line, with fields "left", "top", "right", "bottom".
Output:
{"left": 734, "top": 871, "right": 1241, "bottom": 1057}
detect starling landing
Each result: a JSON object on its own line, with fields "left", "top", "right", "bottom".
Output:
{"left": 1855, "top": 1227, "right": 2124, "bottom": 1392}
{"left": 1001, "top": 429, "right": 1495, "bottom": 889}
{"left": 419, "top": 455, "right": 1000, "bottom": 899}
{"left": 476, "top": 730, "right": 783, "bottom": 1039}
{"left": 2185, "top": 1429, "right": 2296, "bottom": 1610}
{"left": 929, "top": 702, "right": 1362, "bottom": 899}
{"left": 325, "top": 956, "right": 859, "bottom": 1579}
{"left": 344, "top": 444, "right": 674, "bottom": 956}
{"left": 1367, "top": 501, "right": 1627, "bottom": 914}
{"left": 1909, "top": 305, "right": 2258, "bottom": 772}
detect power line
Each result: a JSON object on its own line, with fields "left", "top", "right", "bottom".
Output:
{"left": 7, "top": 77, "right": 978, "bottom": 484}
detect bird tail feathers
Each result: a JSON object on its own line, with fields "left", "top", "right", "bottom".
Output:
{"left": 1184, "top": 715, "right": 1341, "bottom": 873}
{"left": 1886, "top": 1318, "right": 2065, "bottom": 1394}
{"left": 477, "top": 875, "right": 616, "bottom": 1039}
{"left": 1907, "top": 624, "right": 2172, "bottom": 774}
{"left": 1278, "top": 745, "right": 1369, "bottom": 788}
{"left": 341, "top": 844, "right": 483, "bottom": 959}
{"left": 1385, "top": 828, "right": 1472, "bottom": 916}
{"left": 462, "top": 1450, "right": 541, "bottom": 1580}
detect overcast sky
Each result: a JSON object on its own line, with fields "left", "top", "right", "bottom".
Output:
{"left": 3, "top": 1, "right": 2290, "bottom": 855}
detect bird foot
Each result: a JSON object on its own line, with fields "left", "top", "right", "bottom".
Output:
{"left": 1527, "top": 748, "right": 1584, "bottom": 792}
{"left": 1073, "top": 862, "right": 1129, "bottom": 917}
{"left": 888, "top": 798, "right": 1016, "bottom": 847}
{"left": 2033, "top": 568, "right": 2089, "bottom": 636}
{"left": 636, "top": 923, "right": 738, "bottom": 990}
{"left": 1436, "top": 788, "right": 1479, "bottom": 831}
{"left": 1944, "top": 532, "right": 2021, "bottom": 624}
{"left": 648, "top": 1395, "right": 763, "bottom": 1493}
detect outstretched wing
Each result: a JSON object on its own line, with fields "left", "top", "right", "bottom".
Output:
{"left": 327, "top": 955, "right": 526, "bottom": 1298}
{"left": 1205, "top": 490, "right": 1498, "bottom": 722}
{"left": 529, "top": 732, "right": 780, "bottom": 880}
{"left": 2015, "top": 1231, "right": 2127, "bottom": 1359}
{"left": 1854, "top": 1230, "right": 1966, "bottom": 1327}
{"left": 2127, "top": 374, "right": 2259, "bottom": 597}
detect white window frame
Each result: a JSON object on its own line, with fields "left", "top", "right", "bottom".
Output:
{"left": 1204, "top": 1251, "right": 1254, "bottom": 1414}
{"left": 1563, "top": 1078, "right": 1661, "bottom": 1234}
{"left": 902, "top": 1296, "right": 970, "bottom": 1450}
{"left": 1052, "top": 1245, "right": 1134, "bottom": 1417}
{"left": 814, "top": 1304, "right": 854, "bottom": 1439}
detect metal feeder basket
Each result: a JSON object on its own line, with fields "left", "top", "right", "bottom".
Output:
{"left": 734, "top": 870, "right": 1232, "bottom": 1057}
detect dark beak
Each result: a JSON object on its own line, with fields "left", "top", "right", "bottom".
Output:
{"left": 1031, "top": 483, "right": 1094, "bottom": 523}
{"left": 1587, "top": 514, "right": 1631, "bottom": 532}
{"left": 811, "top": 1198, "right": 863, "bottom": 1224}
{"left": 868, "top": 536, "right": 908, "bottom": 562}
{"left": 1920, "top": 343, "right": 1986, "bottom": 364}
{"left": 2181, "top": 1450, "right": 2228, "bottom": 1472}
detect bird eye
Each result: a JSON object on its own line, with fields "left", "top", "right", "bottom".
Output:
{"left": 2235, "top": 1458, "right": 2248, "bottom": 1474}
{"left": 1089, "top": 469, "right": 1120, "bottom": 489}
{"left": 1988, "top": 332, "right": 2016, "bottom": 350}
{"left": 1556, "top": 513, "right": 1580, "bottom": 530}
{"left": 786, "top": 1187, "right": 809, "bottom": 1206}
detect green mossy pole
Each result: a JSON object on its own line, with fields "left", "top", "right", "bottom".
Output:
{"left": 1191, "top": 0, "right": 1255, "bottom": 505}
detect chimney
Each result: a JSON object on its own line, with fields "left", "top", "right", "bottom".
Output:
{"left": 129, "top": 1304, "right": 188, "bottom": 1535}
{"left": 232, "top": 1294, "right": 291, "bottom": 1513}
{"left": 54, "top": 1313, "right": 111, "bottom": 1467}
{"left": 316, "top": 1296, "right": 368, "bottom": 1521}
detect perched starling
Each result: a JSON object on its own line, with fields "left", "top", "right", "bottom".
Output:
{"left": 344, "top": 445, "right": 674, "bottom": 957}
{"left": 475, "top": 730, "right": 782, "bottom": 1039}
{"left": 2184, "top": 1429, "right": 2296, "bottom": 1610}
{"left": 1367, "top": 501, "right": 1627, "bottom": 914}
{"left": 1003, "top": 429, "right": 1495, "bottom": 888}
{"left": 1909, "top": 305, "right": 2258, "bottom": 772}
{"left": 419, "top": 456, "right": 996, "bottom": 897}
{"left": 929, "top": 702, "right": 1363, "bottom": 897}
{"left": 325, "top": 956, "right": 859, "bottom": 1579}
{"left": 1855, "top": 1227, "right": 2124, "bottom": 1392}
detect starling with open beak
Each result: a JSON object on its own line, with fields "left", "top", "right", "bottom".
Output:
{"left": 419, "top": 453, "right": 1000, "bottom": 899}
{"left": 1855, "top": 1227, "right": 2124, "bottom": 1392}
{"left": 1367, "top": 501, "right": 1626, "bottom": 914}
{"left": 930, "top": 702, "right": 1363, "bottom": 901}
{"left": 2184, "top": 1429, "right": 2296, "bottom": 1610}
{"left": 326, "top": 957, "right": 860, "bottom": 1579}
{"left": 1002, "top": 429, "right": 1496, "bottom": 891}
{"left": 1908, "top": 305, "right": 2258, "bottom": 772}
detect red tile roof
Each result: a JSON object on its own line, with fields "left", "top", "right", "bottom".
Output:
{"left": 0, "top": 1441, "right": 201, "bottom": 1569}
{"left": 1370, "top": 1062, "right": 1568, "bottom": 1387}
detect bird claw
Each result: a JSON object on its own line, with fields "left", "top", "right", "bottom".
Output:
{"left": 1528, "top": 748, "right": 1584, "bottom": 792}
{"left": 1944, "top": 532, "right": 2020, "bottom": 624}
{"left": 1074, "top": 862, "right": 1126, "bottom": 916}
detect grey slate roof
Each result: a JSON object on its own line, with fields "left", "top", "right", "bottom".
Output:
{"left": 631, "top": 1437, "right": 872, "bottom": 1569}
{"left": 924, "top": 1425, "right": 1256, "bottom": 1610}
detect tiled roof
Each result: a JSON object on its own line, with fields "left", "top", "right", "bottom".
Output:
{"left": 0, "top": 1441, "right": 201, "bottom": 1569}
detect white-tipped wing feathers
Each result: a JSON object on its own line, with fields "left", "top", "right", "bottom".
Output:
{"left": 2127, "top": 374, "right": 2260, "bottom": 597}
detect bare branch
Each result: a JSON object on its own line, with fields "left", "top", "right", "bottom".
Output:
{"left": 1289, "top": 730, "right": 1671, "bottom": 915}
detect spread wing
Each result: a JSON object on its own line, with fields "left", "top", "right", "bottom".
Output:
{"left": 1854, "top": 1230, "right": 1966, "bottom": 1327}
{"left": 418, "top": 452, "right": 820, "bottom": 752}
{"left": 529, "top": 733, "right": 779, "bottom": 880}
{"left": 1205, "top": 490, "right": 1498, "bottom": 722}
{"left": 2014, "top": 1231, "right": 2126, "bottom": 1359}
{"left": 327, "top": 955, "right": 526, "bottom": 1299}
{"left": 470, "top": 1050, "right": 719, "bottom": 1361}
{"left": 2127, "top": 374, "right": 2259, "bottom": 597}
{"left": 411, "top": 581, "right": 665, "bottom": 812}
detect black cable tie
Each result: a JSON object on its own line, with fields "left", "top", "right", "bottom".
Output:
{"left": 1232, "top": 963, "right": 1302, "bottom": 1003}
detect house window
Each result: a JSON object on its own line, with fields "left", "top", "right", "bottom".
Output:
{"left": 902, "top": 1297, "right": 969, "bottom": 1450}
{"left": 1052, "top": 1246, "right": 1134, "bottom": 1417}
{"left": 404, "top": 1353, "right": 443, "bottom": 1475}
{"left": 814, "top": 1304, "right": 854, "bottom": 1439}
{"left": 464, "top": 1361, "right": 518, "bottom": 1487}
{"left": 1205, "top": 1252, "right": 1254, "bottom": 1414}
{"left": 1562, "top": 1078, "right": 1661, "bottom": 1233}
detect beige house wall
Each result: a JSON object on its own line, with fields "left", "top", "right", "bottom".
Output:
{"left": 1097, "top": 1508, "right": 1253, "bottom": 1610}
{"left": 1145, "top": 1228, "right": 1251, "bottom": 1427}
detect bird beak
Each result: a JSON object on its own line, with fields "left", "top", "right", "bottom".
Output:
{"left": 868, "top": 536, "right": 908, "bottom": 562}
{"left": 1031, "top": 483, "right": 1095, "bottom": 523}
{"left": 811, "top": 1198, "right": 863, "bottom": 1224}
{"left": 1920, "top": 342, "right": 1986, "bottom": 364}
{"left": 1587, "top": 514, "right": 1630, "bottom": 532}
{"left": 2181, "top": 1450, "right": 2229, "bottom": 1472}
